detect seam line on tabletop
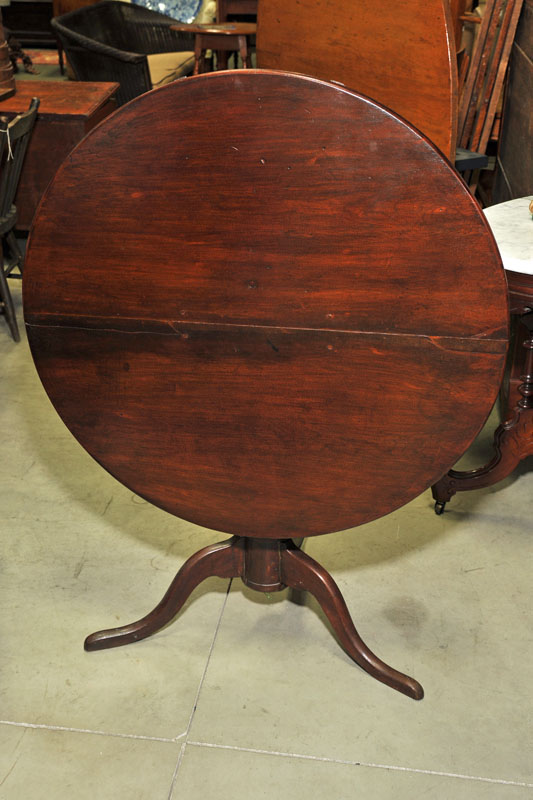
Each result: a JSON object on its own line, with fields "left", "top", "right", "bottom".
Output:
{"left": 24, "top": 316, "right": 507, "bottom": 346}
{"left": 0, "top": 719, "right": 183, "bottom": 744}
{"left": 186, "top": 741, "right": 533, "bottom": 789}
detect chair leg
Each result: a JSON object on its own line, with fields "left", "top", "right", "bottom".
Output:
{"left": 5, "top": 230, "right": 24, "bottom": 276}
{"left": 0, "top": 262, "right": 20, "bottom": 341}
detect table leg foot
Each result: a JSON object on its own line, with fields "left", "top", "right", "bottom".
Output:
{"left": 281, "top": 543, "right": 424, "bottom": 700}
{"left": 84, "top": 536, "right": 243, "bottom": 651}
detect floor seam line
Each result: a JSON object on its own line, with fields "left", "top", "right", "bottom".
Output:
{"left": 166, "top": 584, "right": 231, "bottom": 797}
{"left": 183, "top": 579, "right": 232, "bottom": 739}
{"left": 167, "top": 741, "right": 187, "bottom": 800}
{"left": 185, "top": 741, "right": 533, "bottom": 788}
{"left": 0, "top": 719, "right": 175, "bottom": 744}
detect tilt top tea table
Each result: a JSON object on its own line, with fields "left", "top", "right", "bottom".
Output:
{"left": 23, "top": 70, "right": 509, "bottom": 701}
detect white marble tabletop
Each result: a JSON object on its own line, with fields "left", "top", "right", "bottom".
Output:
{"left": 483, "top": 195, "right": 533, "bottom": 275}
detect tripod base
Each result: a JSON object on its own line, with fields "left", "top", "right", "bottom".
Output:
{"left": 85, "top": 536, "right": 423, "bottom": 701}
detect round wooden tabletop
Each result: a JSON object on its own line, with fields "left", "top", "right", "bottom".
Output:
{"left": 24, "top": 70, "right": 509, "bottom": 539}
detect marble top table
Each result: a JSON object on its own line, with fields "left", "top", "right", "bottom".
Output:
{"left": 483, "top": 196, "right": 533, "bottom": 276}
{"left": 432, "top": 195, "right": 533, "bottom": 511}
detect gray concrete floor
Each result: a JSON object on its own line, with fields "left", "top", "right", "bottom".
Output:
{"left": 1, "top": 276, "right": 532, "bottom": 798}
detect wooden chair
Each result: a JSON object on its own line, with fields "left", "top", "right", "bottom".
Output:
{"left": 51, "top": 1, "right": 197, "bottom": 106}
{"left": 0, "top": 97, "right": 39, "bottom": 342}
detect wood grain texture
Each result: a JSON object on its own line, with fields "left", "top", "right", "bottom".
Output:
{"left": 0, "top": 80, "right": 118, "bottom": 118}
{"left": 24, "top": 71, "right": 508, "bottom": 539}
{"left": 256, "top": 0, "right": 458, "bottom": 158}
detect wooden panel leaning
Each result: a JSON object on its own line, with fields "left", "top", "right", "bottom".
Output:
{"left": 256, "top": 0, "right": 458, "bottom": 159}
{"left": 23, "top": 71, "right": 508, "bottom": 700}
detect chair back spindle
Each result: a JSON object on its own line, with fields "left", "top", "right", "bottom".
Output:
{"left": 0, "top": 97, "right": 39, "bottom": 341}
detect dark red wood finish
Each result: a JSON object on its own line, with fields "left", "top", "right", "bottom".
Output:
{"left": 85, "top": 536, "right": 424, "bottom": 699}
{"left": 23, "top": 72, "right": 509, "bottom": 698}
{"left": 24, "top": 71, "right": 507, "bottom": 538}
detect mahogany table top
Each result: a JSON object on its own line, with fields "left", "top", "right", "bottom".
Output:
{"left": 24, "top": 71, "right": 508, "bottom": 540}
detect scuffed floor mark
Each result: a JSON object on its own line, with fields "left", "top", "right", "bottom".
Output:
{"left": 73, "top": 552, "right": 87, "bottom": 579}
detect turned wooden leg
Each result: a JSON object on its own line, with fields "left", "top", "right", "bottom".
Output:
{"left": 5, "top": 231, "right": 24, "bottom": 276}
{"left": 238, "top": 35, "right": 248, "bottom": 68}
{"left": 85, "top": 536, "right": 243, "bottom": 651}
{"left": 432, "top": 310, "right": 533, "bottom": 513}
{"left": 280, "top": 542, "right": 424, "bottom": 700}
{"left": 0, "top": 260, "right": 20, "bottom": 341}
{"left": 193, "top": 36, "right": 203, "bottom": 75}
{"left": 216, "top": 50, "right": 229, "bottom": 70}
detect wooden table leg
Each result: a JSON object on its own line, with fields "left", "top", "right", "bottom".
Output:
{"left": 432, "top": 309, "right": 533, "bottom": 513}
{"left": 84, "top": 537, "right": 243, "bottom": 650}
{"left": 281, "top": 543, "right": 424, "bottom": 699}
{"left": 85, "top": 536, "right": 423, "bottom": 700}
{"left": 237, "top": 34, "right": 249, "bottom": 67}
{"left": 193, "top": 35, "right": 203, "bottom": 75}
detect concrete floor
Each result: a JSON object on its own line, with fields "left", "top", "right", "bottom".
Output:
{"left": 1, "top": 276, "right": 532, "bottom": 798}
